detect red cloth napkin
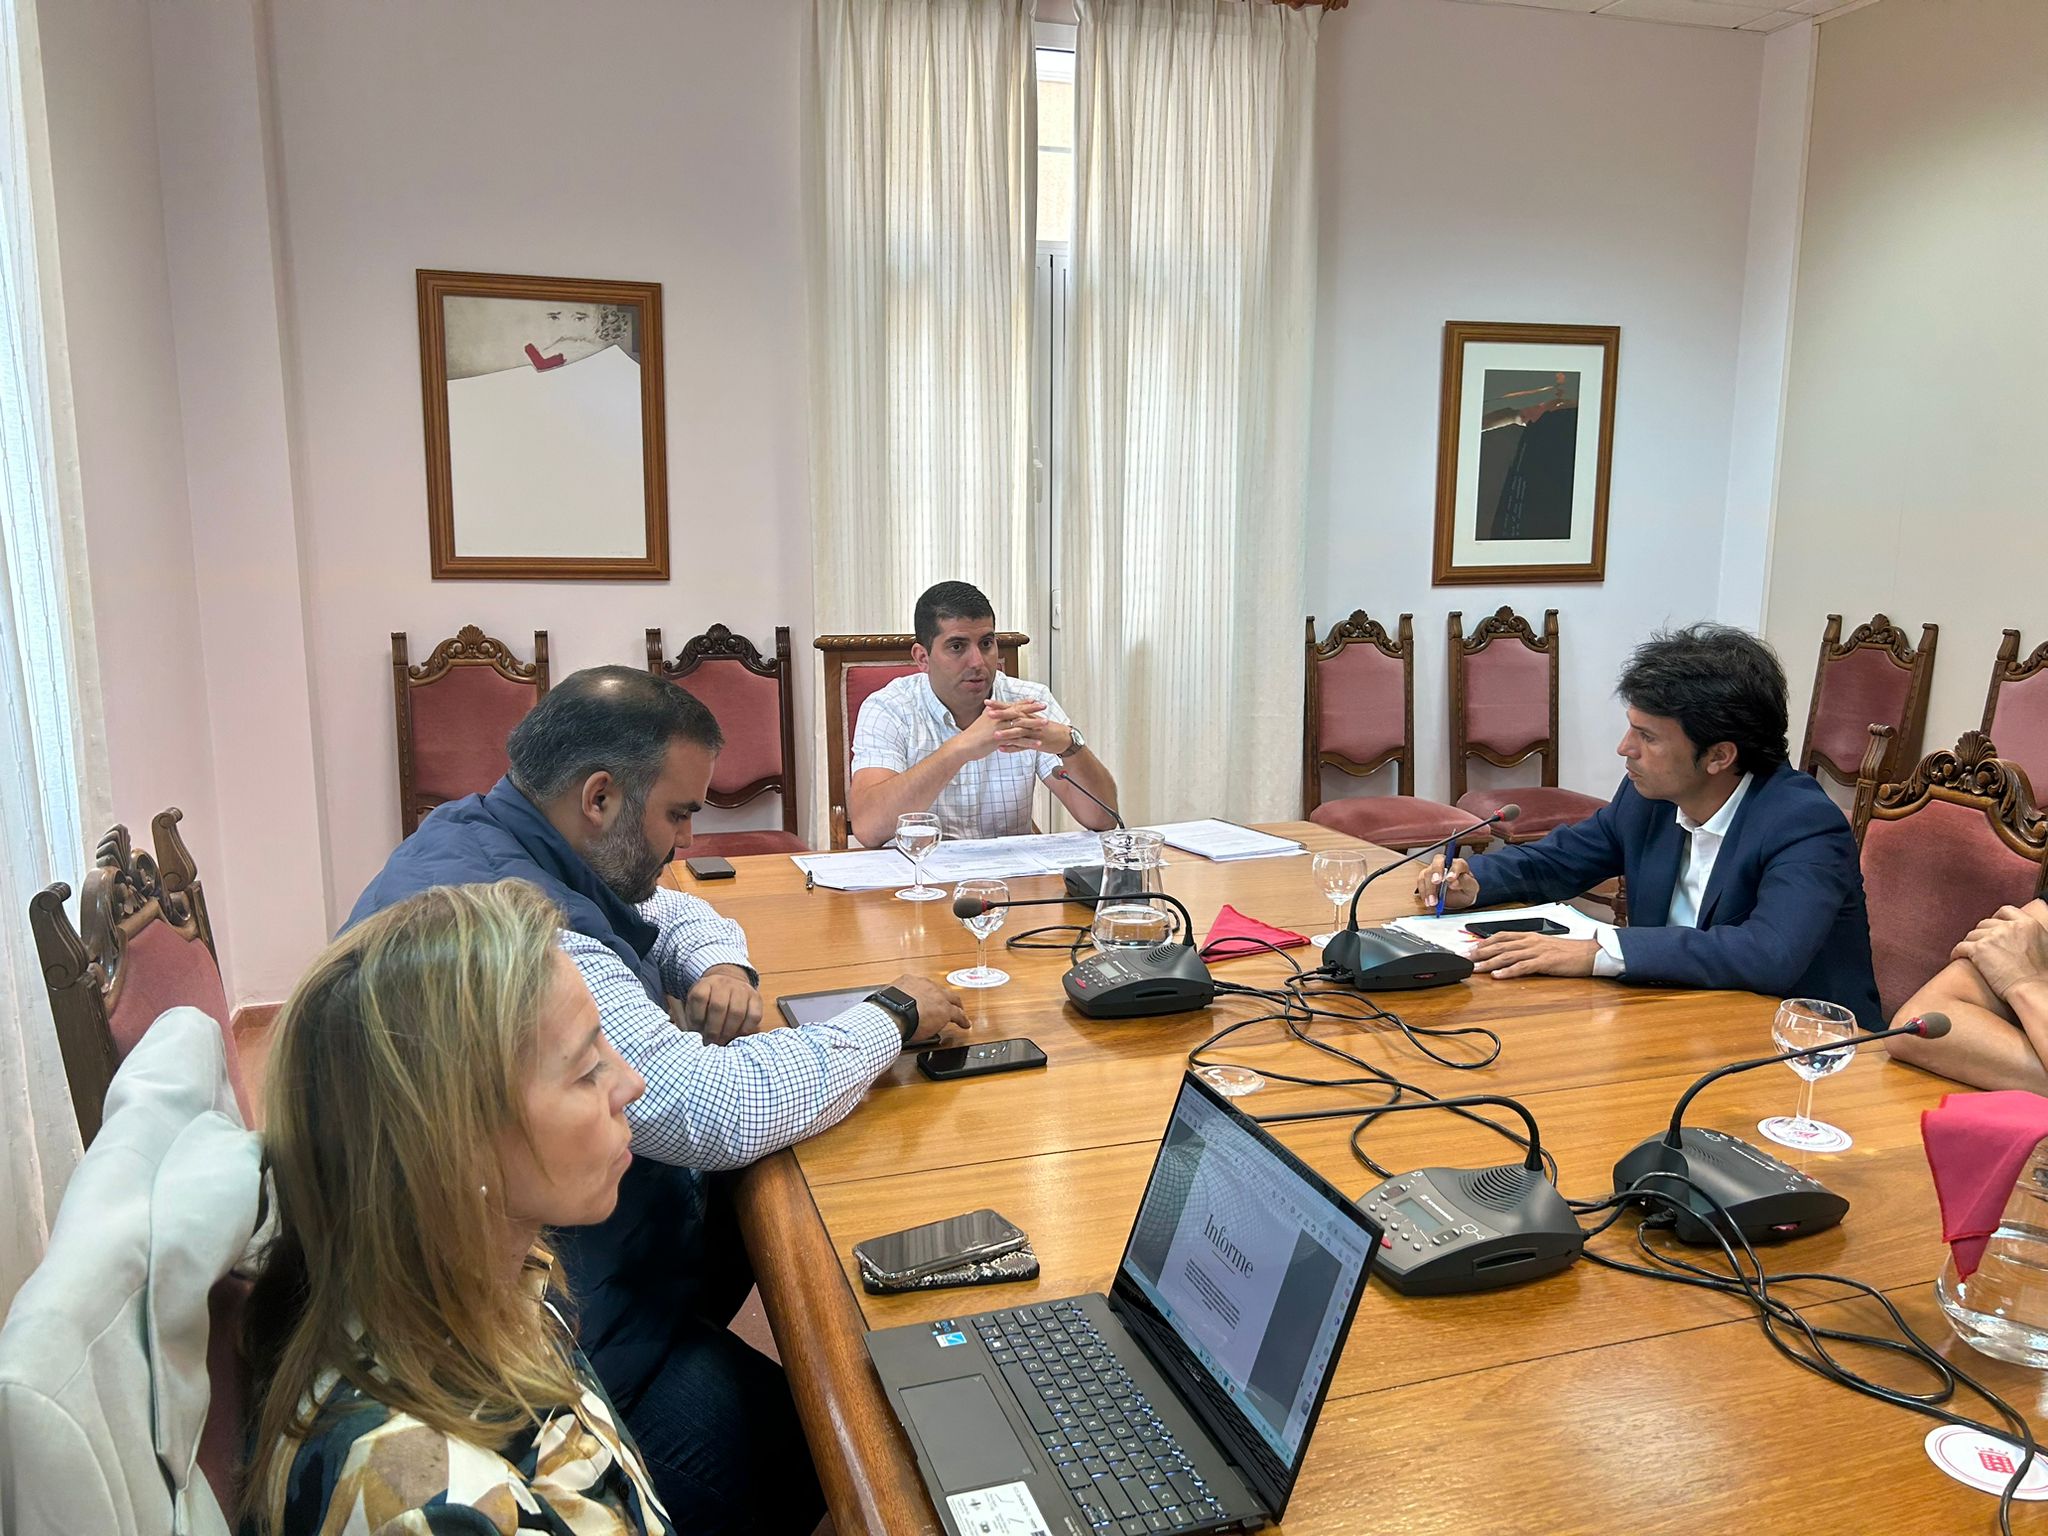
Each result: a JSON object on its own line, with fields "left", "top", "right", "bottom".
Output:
{"left": 1200, "top": 905, "right": 1309, "bottom": 962}
{"left": 1921, "top": 1090, "right": 2048, "bottom": 1279}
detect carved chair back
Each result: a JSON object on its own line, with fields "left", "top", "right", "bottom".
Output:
{"left": 1801, "top": 612, "right": 1937, "bottom": 789}
{"left": 1448, "top": 606, "right": 1562, "bottom": 800}
{"left": 393, "top": 625, "right": 550, "bottom": 836}
{"left": 1853, "top": 727, "right": 2048, "bottom": 1018}
{"left": 1983, "top": 629, "right": 2048, "bottom": 800}
{"left": 1303, "top": 612, "right": 1416, "bottom": 810}
{"left": 26, "top": 809, "right": 247, "bottom": 1145}
{"left": 646, "top": 624, "right": 799, "bottom": 836}
{"left": 815, "top": 631, "right": 1030, "bottom": 849}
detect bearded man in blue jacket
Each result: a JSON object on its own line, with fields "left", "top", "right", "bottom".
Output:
{"left": 1416, "top": 624, "right": 1882, "bottom": 1029}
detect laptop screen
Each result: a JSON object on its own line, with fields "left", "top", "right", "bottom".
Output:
{"left": 1115, "top": 1075, "right": 1377, "bottom": 1473}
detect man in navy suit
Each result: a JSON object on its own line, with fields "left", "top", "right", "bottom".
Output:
{"left": 1414, "top": 625, "right": 1882, "bottom": 1028}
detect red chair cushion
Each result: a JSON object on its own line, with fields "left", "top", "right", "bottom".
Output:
{"left": 1990, "top": 671, "right": 2048, "bottom": 800}
{"left": 1462, "top": 642, "right": 1551, "bottom": 759}
{"left": 1316, "top": 645, "right": 1405, "bottom": 767}
{"left": 1808, "top": 645, "right": 1913, "bottom": 778}
{"left": 1458, "top": 785, "right": 1607, "bottom": 839}
{"left": 1310, "top": 795, "right": 1486, "bottom": 851}
{"left": 105, "top": 921, "right": 250, "bottom": 1125}
{"left": 409, "top": 665, "right": 537, "bottom": 803}
{"left": 675, "top": 659, "right": 785, "bottom": 798}
{"left": 688, "top": 829, "right": 812, "bottom": 858}
{"left": 1861, "top": 798, "right": 2045, "bottom": 1017}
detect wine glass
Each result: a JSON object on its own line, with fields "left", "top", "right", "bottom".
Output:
{"left": 947, "top": 878, "right": 1010, "bottom": 988}
{"left": 1757, "top": 998, "right": 1861, "bottom": 1153}
{"left": 1310, "top": 851, "right": 1369, "bottom": 948}
{"left": 893, "top": 813, "right": 945, "bottom": 902}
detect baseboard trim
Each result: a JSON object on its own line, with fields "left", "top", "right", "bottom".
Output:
{"left": 232, "top": 1001, "right": 283, "bottom": 1039}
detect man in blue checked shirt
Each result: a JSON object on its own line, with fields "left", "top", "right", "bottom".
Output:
{"left": 347, "top": 666, "right": 970, "bottom": 1534}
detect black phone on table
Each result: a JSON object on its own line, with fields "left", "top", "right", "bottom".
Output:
{"left": 1465, "top": 916, "right": 1570, "bottom": 937}
{"left": 916, "top": 1037, "right": 1047, "bottom": 1080}
{"left": 854, "top": 1208, "right": 1028, "bottom": 1287}
{"left": 683, "top": 855, "right": 735, "bottom": 880}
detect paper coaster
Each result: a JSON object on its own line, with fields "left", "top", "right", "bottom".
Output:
{"left": 1757, "top": 1115, "right": 1852, "bottom": 1153}
{"left": 894, "top": 886, "right": 947, "bottom": 902}
{"left": 1924, "top": 1426, "right": 2048, "bottom": 1499}
{"left": 946, "top": 967, "right": 1009, "bottom": 989}
{"left": 1310, "top": 932, "right": 1334, "bottom": 949}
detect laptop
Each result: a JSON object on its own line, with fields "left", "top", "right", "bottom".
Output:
{"left": 866, "top": 1071, "right": 1382, "bottom": 1536}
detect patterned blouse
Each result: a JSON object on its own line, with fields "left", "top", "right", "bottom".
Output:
{"left": 259, "top": 1310, "right": 670, "bottom": 1536}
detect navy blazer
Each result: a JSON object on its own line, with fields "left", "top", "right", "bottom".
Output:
{"left": 1464, "top": 762, "right": 1882, "bottom": 1029}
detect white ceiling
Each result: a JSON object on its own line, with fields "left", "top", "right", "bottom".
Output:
{"left": 1444, "top": 0, "right": 1881, "bottom": 34}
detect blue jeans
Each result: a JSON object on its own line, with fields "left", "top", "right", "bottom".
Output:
{"left": 572, "top": 1174, "right": 826, "bottom": 1534}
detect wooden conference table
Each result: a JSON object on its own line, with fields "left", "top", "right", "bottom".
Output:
{"left": 662, "top": 824, "right": 2047, "bottom": 1535}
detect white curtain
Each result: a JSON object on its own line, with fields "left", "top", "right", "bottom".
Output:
{"left": 0, "top": 0, "right": 108, "bottom": 1310}
{"left": 1063, "top": 0, "right": 1319, "bottom": 823}
{"left": 806, "top": 0, "right": 1037, "bottom": 841}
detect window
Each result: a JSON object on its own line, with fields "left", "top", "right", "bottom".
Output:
{"left": 1032, "top": 32, "right": 1074, "bottom": 693}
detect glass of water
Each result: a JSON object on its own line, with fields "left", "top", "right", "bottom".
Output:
{"left": 948, "top": 878, "right": 1010, "bottom": 989}
{"left": 1311, "top": 850, "right": 1369, "bottom": 947}
{"left": 893, "top": 812, "right": 945, "bottom": 902}
{"left": 1758, "top": 997, "right": 1861, "bottom": 1153}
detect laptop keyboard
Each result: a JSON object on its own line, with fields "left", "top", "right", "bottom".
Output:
{"left": 967, "top": 1300, "right": 1230, "bottom": 1535}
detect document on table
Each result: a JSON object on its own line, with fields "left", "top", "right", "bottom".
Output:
{"left": 791, "top": 830, "right": 1130, "bottom": 891}
{"left": 1143, "top": 819, "right": 1307, "bottom": 862}
{"left": 1383, "top": 903, "right": 1601, "bottom": 958}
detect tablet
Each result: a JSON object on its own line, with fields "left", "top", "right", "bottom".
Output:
{"left": 776, "top": 985, "right": 886, "bottom": 1029}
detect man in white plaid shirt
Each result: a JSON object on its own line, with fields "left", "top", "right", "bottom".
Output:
{"left": 346, "top": 666, "right": 969, "bottom": 1533}
{"left": 848, "top": 580, "right": 1122, "bottom": 847}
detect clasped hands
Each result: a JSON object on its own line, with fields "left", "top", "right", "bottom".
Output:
{"left": 1410, "top": 854, "right": 1599, "bottom": 980}
{"left": 960, "top": 697, "right": 1073, "bottom": 760}
{"left": 1954, "top": 903, "right": 2048, "bottom": 1003}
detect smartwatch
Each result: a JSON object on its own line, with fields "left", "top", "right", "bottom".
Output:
{"left": 1058, "top": 723, "right": 1086, "bottom": 759}
{"left": 867, "top": 985, "right": 920, "bottom": 1044}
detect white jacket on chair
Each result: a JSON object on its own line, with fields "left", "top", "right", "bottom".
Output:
{"left": 0, "top": 1007, "right": 264, "bottom": 1536}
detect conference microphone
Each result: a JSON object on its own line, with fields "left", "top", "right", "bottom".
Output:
{"left": 952, "top": 889, "right": 1216, "bottom": 1019}
{"left": 1049, "top": 767, "right": 1124, "bottom": 830}
{"left": 1612, "top": 1012, "right": 1951, "bottom": 1246}
{"left": 1051, "top": 768, "right": 1137, "bottom": 903}
{"left": 1320, "top": 804, "right": 1518, "bottom": 990}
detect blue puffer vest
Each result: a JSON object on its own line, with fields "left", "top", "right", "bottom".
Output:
{"left": 346, "top": 776, "right": 698, "bottom": 1398}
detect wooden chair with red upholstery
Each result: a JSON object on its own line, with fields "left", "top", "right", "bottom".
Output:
{"left": 816, "top": 629, "right": 1029, "bottom": 849}
{"left": 27, "top": 808, "right": 250, "bottom": 1147}
{"left": 393, "top": 625, "right": 550, "bottom": 838}
{"left": 1852, "top": 726, "right": 2048, "bottom": 1020}
{"left": 1799, "top": 612, "right": 1937, "bottom": 791}
{"left": 646, "top": 623, "right": 809, "bottom": 856}
{"left": 1303, "top": 612, "right": 1481, "bottom": 852}
{"left": 1448, "top": 606, "right": 1605, "bottom": 843}
{"left": 1982, "top": 628, "right": 2048, "bottom": 799}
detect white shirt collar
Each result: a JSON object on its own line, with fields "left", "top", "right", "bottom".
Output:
{"left": 1678, "top": 772, "right": 1752, "bottom": 839}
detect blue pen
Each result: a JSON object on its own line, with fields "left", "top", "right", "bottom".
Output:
{"left": 1432, "top": 834, "right": 1455, "bottom": 918}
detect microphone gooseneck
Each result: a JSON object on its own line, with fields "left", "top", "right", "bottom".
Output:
{"left": 1342, "top": 803, "right": 1521, "bottom": 933}
{"left": 1050, "top": 766, "right": 1125, "bottom": 831}
{"left": 1659, "top": 1011, "right": 1950, "bottom": 1148}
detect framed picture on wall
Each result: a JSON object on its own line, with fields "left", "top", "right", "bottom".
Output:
{"left": 417, "top": 269, "right": 669, "bottom": 580}
{"left": 1432, "top": 320, "right": 1618, "bottom": 585}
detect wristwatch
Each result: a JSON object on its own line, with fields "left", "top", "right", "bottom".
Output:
{"left": 867, "top": 985, "right": 921, "bottom": 1044}
{"left": 1058, "top": 723, "right": 1086, "bottom": 759}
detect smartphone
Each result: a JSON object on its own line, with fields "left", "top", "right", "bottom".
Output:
{"left": 917, "top": 1037, "right": 1048, "bottom": 1081}
{"left": 683, "top": 855, "right": 735, "bottom": 880}
{"left": 853, "top": 1208, "right": 1027, "bottom": 1286}
{"left": 1466, "top": 916, "right": 1570, "bottom": 937}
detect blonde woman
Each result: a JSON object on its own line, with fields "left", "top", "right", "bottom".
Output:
{"left": 240, "top": 880, "right": 662, "bottom": 1535}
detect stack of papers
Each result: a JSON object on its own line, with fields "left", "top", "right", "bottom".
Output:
{"left": 1382, "top": 903, "right": 1601, "bottom": 959}
{"left": 792, "top": 830, "right": 1138, "bottom": 893}
{"left": 1143, "top": 820, "right": 1307, "bottom": 862}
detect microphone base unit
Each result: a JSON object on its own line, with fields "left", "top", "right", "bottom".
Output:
{"left": 1323, "top": 927, "right": 1475, "bottom": 991}
{"left": 1061, "top": 864, "right": 1152, "bottom": 905}
{"left": 1361, "top": 1164, "right": 1584, "bottom": 1295}
{"left": 1612, "top": 1127, "right": 1848, "bottom": 1247}
{"left": 1063, "top": 944, "right": 1217, "bottom": 1018}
